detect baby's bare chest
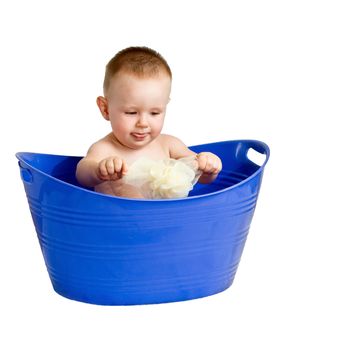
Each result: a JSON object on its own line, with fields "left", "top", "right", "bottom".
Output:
{"left": 126, "top": 149, "right": 169, "bottom": 165}
{"left": 114, "top": 141, "right": 170, "bottom": 165}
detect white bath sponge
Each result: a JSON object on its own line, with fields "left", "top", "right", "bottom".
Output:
{"left": 123, "top": 156, "right": 201, "bottom": 199}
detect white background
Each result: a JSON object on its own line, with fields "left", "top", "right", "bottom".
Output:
{"left": 1, "top": 0, "right": 349, "bottom": 349}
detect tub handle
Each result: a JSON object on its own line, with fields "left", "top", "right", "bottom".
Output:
{"left": 18, "top": 162, "right": 33, "bottom": 184}
{"left": 236, "top": 140, "right": 270, "bottom": 167}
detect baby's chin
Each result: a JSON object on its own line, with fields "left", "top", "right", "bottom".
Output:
{"left": 124, "top": 135, "right": 155, "bottom": 149}
{"left": 111, "top": 133, "right": 153, "bottom": 150}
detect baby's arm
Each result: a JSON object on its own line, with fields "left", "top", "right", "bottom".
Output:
{"left": 165, "top": 135, "right": 222, "bottom": 184}
{"left": 76, "top": 142, "right": 128, "bottom": 188}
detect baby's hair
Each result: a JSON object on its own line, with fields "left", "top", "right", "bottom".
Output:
{"left": 103, "top": 46, "right": 172, "bottom": 95}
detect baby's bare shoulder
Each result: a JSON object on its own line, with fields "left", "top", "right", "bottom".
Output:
{"left": 158, "top": 134, "right": 195, "bottom": 159}
{"left": 86, "top": 134, "right": 120, "bottom": 160}
{"left": 158, "top": 134, "right": 184, "bottom": 146}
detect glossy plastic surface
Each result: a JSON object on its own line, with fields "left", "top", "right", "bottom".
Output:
{"left": 16, "top": 140, "right": 269, "bottom": 305}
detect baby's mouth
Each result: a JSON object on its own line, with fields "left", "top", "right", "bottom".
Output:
{"left": 131, "top": 132, "right": 149, "bottom": 140}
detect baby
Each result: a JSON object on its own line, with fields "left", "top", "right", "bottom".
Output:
{"left": 76, "top": 46, "right": 222, "bottom": 198}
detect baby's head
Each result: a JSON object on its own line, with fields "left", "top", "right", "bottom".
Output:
{"left": 97, "top": 47, "right": 172, "bottom": 150}
{"left": 103, "top": 46, "right": 172, "bottom": 96}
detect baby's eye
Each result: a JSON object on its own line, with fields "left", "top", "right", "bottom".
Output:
{"left": 151, "top": 112, "right": 161, "bottom": 116}
{"left": 125, "top": 111, "right": 137, "bottom": 115}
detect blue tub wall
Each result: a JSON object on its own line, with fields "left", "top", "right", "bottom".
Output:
{"left": 16, "top": 140, "right": 269, "bottom": 305}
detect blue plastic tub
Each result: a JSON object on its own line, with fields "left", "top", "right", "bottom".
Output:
{"left": 16, "top": 140, "right": 269, "bottom": 305}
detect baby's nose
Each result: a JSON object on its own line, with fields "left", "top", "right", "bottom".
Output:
{"left": 136, "top": 115, "right": 149, "bottom": 128}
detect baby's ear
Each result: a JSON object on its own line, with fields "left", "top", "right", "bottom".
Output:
{"left": 96, "top": 96, "right": 109, "bottom": 120}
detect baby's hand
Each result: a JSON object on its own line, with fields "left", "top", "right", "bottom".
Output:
{"left": 97, "top": 156, "right": 128, "bottom": 181}
{"left": 197, "top": 152, "right": 222, "bottom": 179}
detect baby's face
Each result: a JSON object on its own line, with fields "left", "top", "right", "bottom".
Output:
{"left": 105, "top": 71, "right": 171, "bottom": 150}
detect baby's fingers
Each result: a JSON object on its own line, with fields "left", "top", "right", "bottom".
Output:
{"left": 208, "top": 157, "right": 221, "bottom": 174}
{"left": 99, "top": 159, "right": 109, "bottom": 177}
{"left": 106, "top": 158, "right": 117, "bottom": 175}
{"left": 211, "top": 160, "right": 221, "bottom": 174}
{"left": 113, "top": 158, "right": 128, "bottom": 178}
{"left": 198, "top": 154, "right": 221, "bottom": 174}
{"left": 197, "top": 155, "right": 208, "bottom": 172}
{"left": 198, "top": 155, "right": 215, "bottom": 173}
{"left": 121, "top": 160, "right": 128, "bottom": 176}
{"left": 203, "top": 159, "right": 217, "bottom": 174}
